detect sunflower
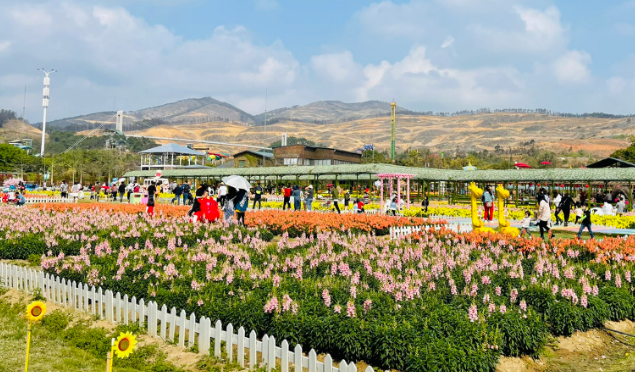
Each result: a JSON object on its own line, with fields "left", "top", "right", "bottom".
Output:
{"left": 26, "top": 301, "right": 47, "bottom": 322}
{"left": 113, "top": 332, "right": 137, "bottom": 359}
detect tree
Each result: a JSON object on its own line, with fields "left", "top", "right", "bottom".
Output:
{"left": 0, "top": 109, "right": 17, "bottom": 128}
{"left": 611, "top": 136, "right": 635, "bottom": 163}
{"left": 0, "top": 144, "right": 30, "bottom": 172}
{"left": 269, "top": 137, "right": 320, "bottom": 148}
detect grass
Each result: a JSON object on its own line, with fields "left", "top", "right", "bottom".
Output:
{"left": 0, "top": 293, "right": 187, "bottom": 372}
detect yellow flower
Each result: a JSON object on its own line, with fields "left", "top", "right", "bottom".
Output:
{"left": 26, "top": 301, "right": 47, "bottom": 322}
{"left": 114, "top": 332, "right": 137, "bottom": 359}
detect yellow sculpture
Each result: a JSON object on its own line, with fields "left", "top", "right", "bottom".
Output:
{"left": 496, "top": 184, "right": 520, "bottom": 236}
{"left": 469, "top": 182, "right": 495, "bottom": 233}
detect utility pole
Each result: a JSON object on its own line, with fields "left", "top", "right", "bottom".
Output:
{"left": 391, "top": 101, "right": 397, "bottom": 160}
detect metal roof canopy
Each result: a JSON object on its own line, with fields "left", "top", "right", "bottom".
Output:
{"left": 139, "top": 143, "right": 205, "bottom": 156}
{"left": 124, "top": 164, "right": 635, "bottom": 182}
{"left": 587, "top": 157, "right": 635, "bottom": 169}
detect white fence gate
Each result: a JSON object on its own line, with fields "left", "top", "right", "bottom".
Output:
{"left": 0, "top": 263, "right": 376, "bottom": 372}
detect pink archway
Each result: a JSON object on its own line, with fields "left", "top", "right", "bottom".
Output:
{"left": 376, "top": 173, "right": 415, "bottom": 213}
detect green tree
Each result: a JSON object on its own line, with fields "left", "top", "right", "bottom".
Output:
{"left": 611, "top": 136, "right": 635, "bottom": 163}
{"left": 0, "top": 109, "right": 17, "bottom": 128}
{"left": 0, "top": 144, "right": 30, "bottom": 172}
{"left": 269, "top": 137, "right": 320, "bottom": 148}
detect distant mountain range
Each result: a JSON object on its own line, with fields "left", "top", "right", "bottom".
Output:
{"left": 35, "top": 97, "right": 415, "bottom": 131}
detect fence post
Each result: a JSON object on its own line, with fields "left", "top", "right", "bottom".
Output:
{"left": 226, "top": 323, "right": 233, "bottom": 362}
{"left": 169, "top": 307, "right": 177, "bottom": 342}
{"left": 105, "top": 290, "right": 113, "bottom": 322}
{"left": 200, "top": 317, "right": 211, "bottom": 355}
{"left": 237, "top": 327, "right": 245, "bottom": 368}
{"left": 160, "top": 304, "right": 168, "bottom": 339}
{"left": 178, "top": 310, "right": 187, "bottom": 348}
{"left": 294, "top": 344, "right": 302, "bottom": 372}
{"left": 308, "top": 349, "right": 317, "bottom": 372}
{"left": 188, "top": 312, "right": 196, "bottom": 349}
{"left": 281, "top": 339, "right": 289, "bottom": 372}
{"left": 249, "top": 331, "right": 257, "bottom": 370}
{"left": 262, "top": 335, "right": 269, "bottom": 368}
{"left": 214, "top": 319, "right": 222, "bottom": 358}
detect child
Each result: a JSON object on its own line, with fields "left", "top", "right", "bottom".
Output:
{"left": 574, "top": 202, "right": 582, "bottom": 225}
{"left": 357, "top": 199, "right": 365, "bottom": 213}
{"left": 577, "top": 204, "right": 594, "bottom": 239}
{"left": 389, "top": 197, "right": 398, "bottom": 216}
{"left": 519, "top": 211, "right": 532, "bottom": 238}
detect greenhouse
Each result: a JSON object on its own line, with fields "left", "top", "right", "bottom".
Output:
{"left": 124, "top": 164, "right": 635, "bottom": 207}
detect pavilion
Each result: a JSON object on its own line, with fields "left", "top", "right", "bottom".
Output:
{"left": 139, "top": 143, "right": 207, "bottom": 171}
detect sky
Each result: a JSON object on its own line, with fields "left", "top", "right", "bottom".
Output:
{"left": 1, "top": 0, "right": 635, "bottom": 123}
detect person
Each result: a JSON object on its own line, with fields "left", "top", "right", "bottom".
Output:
{"left": 344, "top": 190, "right": 351, "bottom": 209}
{"left": 95, "top": 183, "right": 102, "bottom": 201}
{"left": 182, "top": 181, "right": 192, "bottom": 206}
{"left": 292, "top": 185, "right": 302, "bottom": 211}
{"left": 111, "top": 183, "right": 118, "bottom": 201}
{"left": 203, "top": 192, "right": 220, "bottom": 222}
{"left": 552, "top": 191, "right": 562, "bottom": 225}
{"left": 356, "top": 199, "right": 365, "bottom": 213}
{"left": 70, "top": 182, "right": 81, "bottom": 201}
{"left": 172, "top": 184, "right": 183, "bottom": 205}
{"left": 601, "top": 200, "right": 614, "bottom": 216}
{"left": 223, "top": 187, "right": 235, "bottom": 224}
{"left": 560, "top": 193, "right": 574, "bottom": 227}
{"left": 60, "top": 181, "right": 69, "bottom": 198}
{"left": 519, "top": 211, "right": 532, "bottom": 238}
{"left": 330, "top": 185, "right": 341, "bottom": 214}
{"left": 146, "top": 181, "right": 158, "bottom": 218}
{"left": 577, "top": 204, "right": 594, "bottom": 239}
{"left": 539, "top": 187, "right": 551, "bottom": 204}
{"left": 234, "top": 188, "right": 249, "bottom": 226}
{"left": 125, "top": 182, "right": 133, "bottom": 203}
{"left": 253, "top": 181, "right": 263, "bottom": 210}
{"left": 134, "top": 183, "right": 140, "bottom": 193}
{"left": 118, "top": 181, "right": 126, "bottom": 203}
{"left": 483, "top": 185, "right": 494, "bottom": 222}
{"left": 537, "top": 193, "right": 554, "bottom": 240}
{"left": 389, "top": 197, "right": 398, "bottom": 216}
{"left": 422, "top": 195, "right": 429, "bottom": 213}
{"left": 217, "top": 182, "right": 227, "bottom": 208}
{"left": 305, "top": 185, "right": 314, "bottom": 211}
{"left": 189, "top": 185, "right": 207, "bottom": 222}
{"left": 616, "top": 196, "right": 627, "bottom": 216}
{"left": 282, "top": 185, "right": 292, "bottom": 210}
{"left": 15, "top": 191, "right": 26, "bottom": 206}
{"left": 363, "top": 192, "right": 370, "bottom": 205}
{"left": 574, "top": 202, "right": 583, "bottom": 224}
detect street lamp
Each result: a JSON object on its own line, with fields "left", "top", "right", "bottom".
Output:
{"left": 38, "top": 68, "right": 56, "bottom": 157}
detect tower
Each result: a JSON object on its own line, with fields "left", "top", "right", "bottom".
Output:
{"left": 116, "top": 111, "right": 123, "bottom": 132}
{"left": 390, "top": 101, "right": 396, "bottom": 160}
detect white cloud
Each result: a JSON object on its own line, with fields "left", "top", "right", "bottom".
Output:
{"left": 551, "top": 50, "right": 592, "bottom": 84}
{"left": 310, "top": 51, "right": 362, "bottom": 82}
{"left": 254, "top": 0, "right": 278, "bottom": 11}
{"left": 441, "top": 36, "right": 454, "bottom": 48}
{"left": 0, "top": 41, "right": 10, "bottom": 52}
{"left": 0, "top": 1, "right": 299, "bottom": 118}
{"left": 607, "top": 77, "right": 627, "bottom": 94}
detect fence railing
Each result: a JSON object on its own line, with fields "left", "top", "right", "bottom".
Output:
{"left": 0, "top": 262, "right": 374, "bottom": 372}
{"left": 25, "top": 197, "right": 74, "bottom": 204}
{"left": 389, "top": 223, "right": 466, "bottom": 240}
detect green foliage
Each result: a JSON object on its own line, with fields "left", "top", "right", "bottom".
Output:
{"left": 611, "top": 135, "right": 635, "bottom": 163}
{"left": 269, "top": 136, "right": 320, "bottom": 148}
{"left": 0, "top": 144, "right": 32, "bottom": 172}
{"left": 42, "top": 310, "right": 70, "bottom": 333}
{"left": 489, "top": 311, "right": 548, "bottom": 357}
{"left": 0, "top": 109, "right": 17, "bottom": 128}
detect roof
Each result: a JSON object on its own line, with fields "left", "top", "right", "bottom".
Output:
{"left": 233, "top": 150, "right": 274, "bottom": 159}
{"left": 275, "top": 145, "right": 362, "bottom": 157}
{"left": 587, "top": 157, "right": 635, "bottom": 168}
{"left": 139, "top": 143, "right": 205, "bottom": 156}
{"left": 123, "top": 164, "right": 635, "bottom": 182}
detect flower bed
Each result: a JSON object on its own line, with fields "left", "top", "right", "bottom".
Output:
{"left": 20, "top": 204, "right": 634, "bottom": 371}
{"left": 246, "top": 210, "right": 444, "bottom": 236}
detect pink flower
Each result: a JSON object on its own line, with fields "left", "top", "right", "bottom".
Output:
{"left": 264, "top": 297, "right": 279, "bottom": 313}
{"left": 616, "top": 274, "right": 622, "bottom": 288}
{"left": 363, "top": 299, "right": 372, "bottom": 313}
{"left": 322, "top": 289, "right": 331, "bottom": 307}
{"left": 334, "top": 305, "right": 342, "bottom": 313}
{"left": 605, "top": 270, "right": 612, "bottom": 281}
{"left": 520, "top": 300, "right": 527, "bottom": 311}
{"left": 273, "top": 275, "right": 281, "bottom": 287}
{"left": 581, "top": 295, "right": 588, "bottom": 308}
{"left": 346, "top": 301, "right": 356, "bottom": 318}
{"left": 197, "top": 299, "right": 204, "bottom": 306}
{"left": 428, "top": 282, "right": 436, "bottom": 291}
{"left": 488, "top": 303, "right": 496, "bottom": 313}
{"left": 499, "top": 305, "right": 507, "bottom": 314}
{"left": 495, "top": 286, "right": 501, "bottom": 296}
{"left": 468, "top": 304, "right": 478, "bottom": 322}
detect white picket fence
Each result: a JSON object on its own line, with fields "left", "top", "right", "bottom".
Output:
{"left": 0, "top": 263, "right": 375, "bottom": 372}
{"left": 389, "top": 222, "right": 467, "bottom": 240}
{"left": 25, "top": 197, "right": 76, "bottom": 204}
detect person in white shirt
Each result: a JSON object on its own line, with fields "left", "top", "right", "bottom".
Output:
{"left": 538, "top": 194, "right": 554, "bottom": 240}
{"left": 218, "top": 182, "right": 228, "bottom": 208}
{"left": 574, "top": 203, "right": 583, "bottom": 224}
{"left": 552, "top": 191, "right": 563, "bottom": 225}
{"left": 519, "top": 211, "right": 532, "bottom": 238}
{"left": 616, "top": 196, "right": 627, "bottom": 216}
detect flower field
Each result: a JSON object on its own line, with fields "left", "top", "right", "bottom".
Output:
{"left": 3, "top": 203, "right": 635, "bottom": 371}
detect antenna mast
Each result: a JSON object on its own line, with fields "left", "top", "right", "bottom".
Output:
{"left": 391, "top": 101, "right": 397, "bottom": 160}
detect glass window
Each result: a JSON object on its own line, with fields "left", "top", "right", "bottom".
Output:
{"left": 239, "top": 160, "right": 246, "bottom": 168}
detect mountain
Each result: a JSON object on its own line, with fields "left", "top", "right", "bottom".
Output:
{"left": 113, "top": 113, "right": 634, "bottom": 158}
{"left": 37, "top": 97, "right": 256, "bottom": 131}
{"left": 0, "top": 120, "right": 43, "bottom": 143}
{"left": 253, "top": 100, "right": 412, "bottom": 125}
{"left": 37, "top": 98, "right": 415, "bottom": 131}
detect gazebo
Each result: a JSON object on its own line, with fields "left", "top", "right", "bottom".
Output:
{"left": 139, "top": 143, "right": 206, "bottom": 171}
{"left": 376, "top": 173, "right": 415, "bottom": 212}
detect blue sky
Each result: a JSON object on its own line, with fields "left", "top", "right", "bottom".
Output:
{"left": 1, "top": 0, "right": 635, "bottom": 122}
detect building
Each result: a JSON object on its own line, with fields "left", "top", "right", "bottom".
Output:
{"left": 8, "top": 139, "right": 33, "bottom": 154}
{"left": 232, "top": 150, "right": 274, "bottom": 168}
{"left": 139, "top": 143, "right": 207, "bottom": 171}
{"left": 587, "top": 157, "right": 635, "bottom": 168}
{"left": 273, "top": 145, "right": 362, "bottom": 166}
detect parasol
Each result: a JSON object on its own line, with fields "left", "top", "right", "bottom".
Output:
{"left": 515, "top": 163, "right": 532, "bottom": 168}
{"left": 222, "top": 175, "right": 252, "bottom": 191}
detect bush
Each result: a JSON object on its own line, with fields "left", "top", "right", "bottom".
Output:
{"left": 41, "top": 310, "right": 69, "bottom": 333}
{"left": 489, "top": 311, "right": 548, "bottom": 357}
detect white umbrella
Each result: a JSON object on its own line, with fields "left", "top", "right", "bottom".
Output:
{"left": 222, "top": 175, "right": 252, "bottom": 191}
